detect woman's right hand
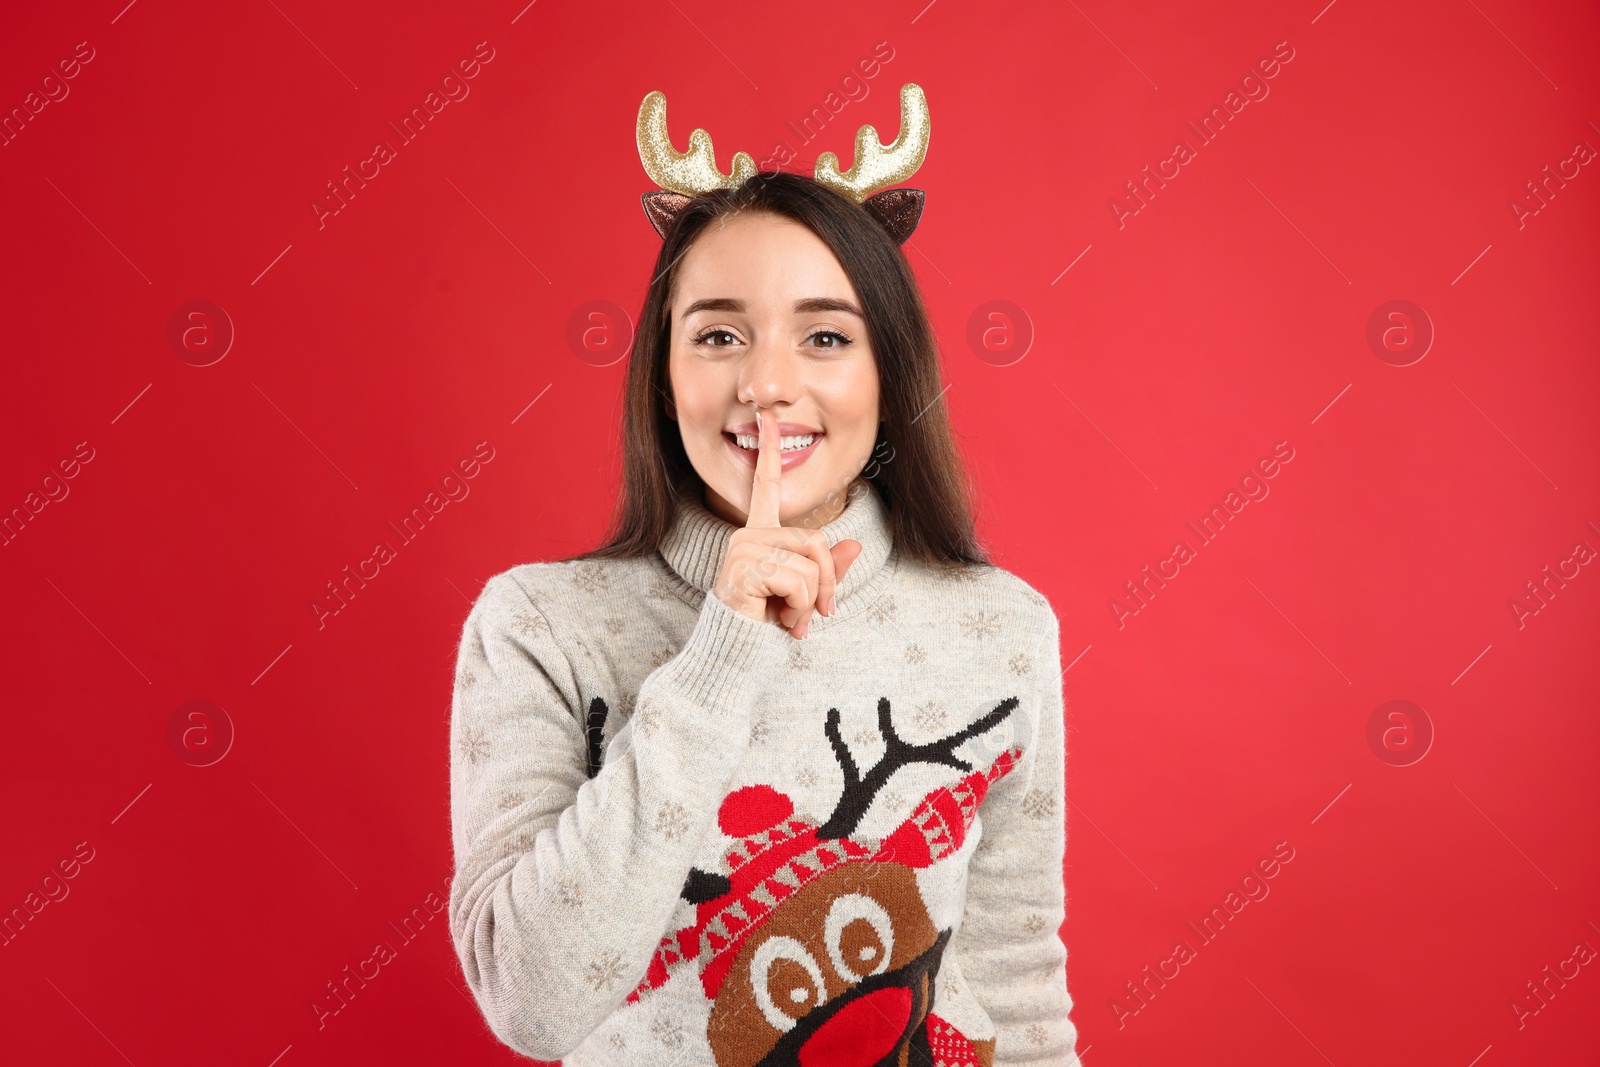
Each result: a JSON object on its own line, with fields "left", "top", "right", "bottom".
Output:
{"left": 712, "top": 410, "right": 862, "bottom": 640}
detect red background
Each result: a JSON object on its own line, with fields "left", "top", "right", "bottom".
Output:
{"left": 3, "top": 0, "right": 1597, "bottom": 1064}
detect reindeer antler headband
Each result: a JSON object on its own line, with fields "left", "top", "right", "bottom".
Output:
{"left": 636, "top": 83, "right": 931, "bottom": 244}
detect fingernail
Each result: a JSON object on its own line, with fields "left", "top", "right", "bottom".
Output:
{"left": 827, "top": 594, "right": 837, "bottom": 616}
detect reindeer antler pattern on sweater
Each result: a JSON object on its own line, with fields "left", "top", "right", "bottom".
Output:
{"left": 818, "top": 696, "right": 1020, "bottom": 840}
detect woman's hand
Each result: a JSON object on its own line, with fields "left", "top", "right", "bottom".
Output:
{"left": 712, "top": 411, "right": 862, "bottom": 639}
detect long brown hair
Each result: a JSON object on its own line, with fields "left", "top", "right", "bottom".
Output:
{"left": 579, "top": 170, "right": 986, "bottom": 567}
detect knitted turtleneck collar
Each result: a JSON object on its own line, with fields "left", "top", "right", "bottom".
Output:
{"left": 657, "top": 478, "right": 898, "bottom": 627}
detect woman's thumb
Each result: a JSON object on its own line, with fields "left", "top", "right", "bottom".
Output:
{"left": 832, "top": 538, "right": 865, "bottom": 582}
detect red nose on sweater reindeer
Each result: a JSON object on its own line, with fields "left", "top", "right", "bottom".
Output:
{"left": 626, "top": 696, "right": 1023, "bottom": 1067}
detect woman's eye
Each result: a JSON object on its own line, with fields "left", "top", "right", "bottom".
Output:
{"left": 807, "top": 330, "right": 853, "bottom": 350}
{"left": 693, "top": 330, "right": 737, "bottom": 347}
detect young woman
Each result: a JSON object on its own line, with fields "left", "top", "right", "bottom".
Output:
{"left": 449, "top": 87, "right": 1077, "bottom": 1066}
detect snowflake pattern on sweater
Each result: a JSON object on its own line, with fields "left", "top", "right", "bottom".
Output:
{"left": 447, "top": 480, "right": 1078, "bottom": 1066}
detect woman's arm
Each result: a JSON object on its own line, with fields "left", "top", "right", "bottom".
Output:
{"left": 447, "top": 570, "right": 788, "bottom": 1061}
{"left": 949, "top": 604, "right": 1080, "bottom": 1064}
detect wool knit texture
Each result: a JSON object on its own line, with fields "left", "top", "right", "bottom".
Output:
{"left": 448, "top": 478, "right": 1079, "bottom": 1066}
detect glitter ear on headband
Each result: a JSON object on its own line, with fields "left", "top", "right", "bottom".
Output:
{"left": 635, "top": 83, "right": 930, "bottom": 245}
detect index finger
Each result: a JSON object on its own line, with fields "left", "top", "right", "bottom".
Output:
{"left": 746, "top": 409, "right": 782, "bottom": 528}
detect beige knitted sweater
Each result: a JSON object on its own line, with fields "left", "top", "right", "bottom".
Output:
{"left": 447, "top": 479, "right": 1078, "bottom": 1066}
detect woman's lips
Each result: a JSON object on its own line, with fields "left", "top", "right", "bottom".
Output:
{"left": 723, "top": 431, "right": 822, "bottom": 471}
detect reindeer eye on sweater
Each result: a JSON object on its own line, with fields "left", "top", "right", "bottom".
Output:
{"left": 825, "top": 892, "right": 895, "bottom": 981}
{"left": 752, "top": 936, "right": 828, "bottom": 1029}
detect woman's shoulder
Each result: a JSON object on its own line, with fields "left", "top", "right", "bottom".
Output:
{"left": 893, "top": 558, "right": 1059, "bottom": 633}
{"left": 471, "top": 554, "right": 673, "bottom": 617}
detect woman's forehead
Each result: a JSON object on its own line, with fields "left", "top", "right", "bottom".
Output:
{"left": 673, "top": 216, "right": 856, "bottom": 312}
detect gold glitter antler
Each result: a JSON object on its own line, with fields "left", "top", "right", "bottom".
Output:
{"left": 813, "top": 83, "right": 931, "bottom": 203}
{"left": 636, "top": 90, "right": 758, "bottom": 196}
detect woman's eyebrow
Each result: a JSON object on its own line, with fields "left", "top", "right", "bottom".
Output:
{"left": 680, "top": 297, "right": 743, "bottom": 319}
{"left": 679, "top": 297, "right": 863, "bottom": 319}
{"left": 793, "top": 297, "right": 863, "bottom": 318}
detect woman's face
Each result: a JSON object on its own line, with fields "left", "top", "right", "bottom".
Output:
{"left": 667, "top": 210, "right": 881, "bottom": 528}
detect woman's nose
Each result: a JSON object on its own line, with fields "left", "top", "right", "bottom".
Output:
{"left": 737, "top": 340, "right": 801, "bottom": 408}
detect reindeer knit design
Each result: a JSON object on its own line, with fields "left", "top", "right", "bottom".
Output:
{"left": 448, "top": 480, "right": 1078, "bottom": 1066}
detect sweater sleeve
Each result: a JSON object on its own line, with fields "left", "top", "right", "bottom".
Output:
{"left": 447, "top": 572, "right": 790, "bottom": 1061}
{"left": 949, "top": 604, "right": 1080, "bottom": 1065}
